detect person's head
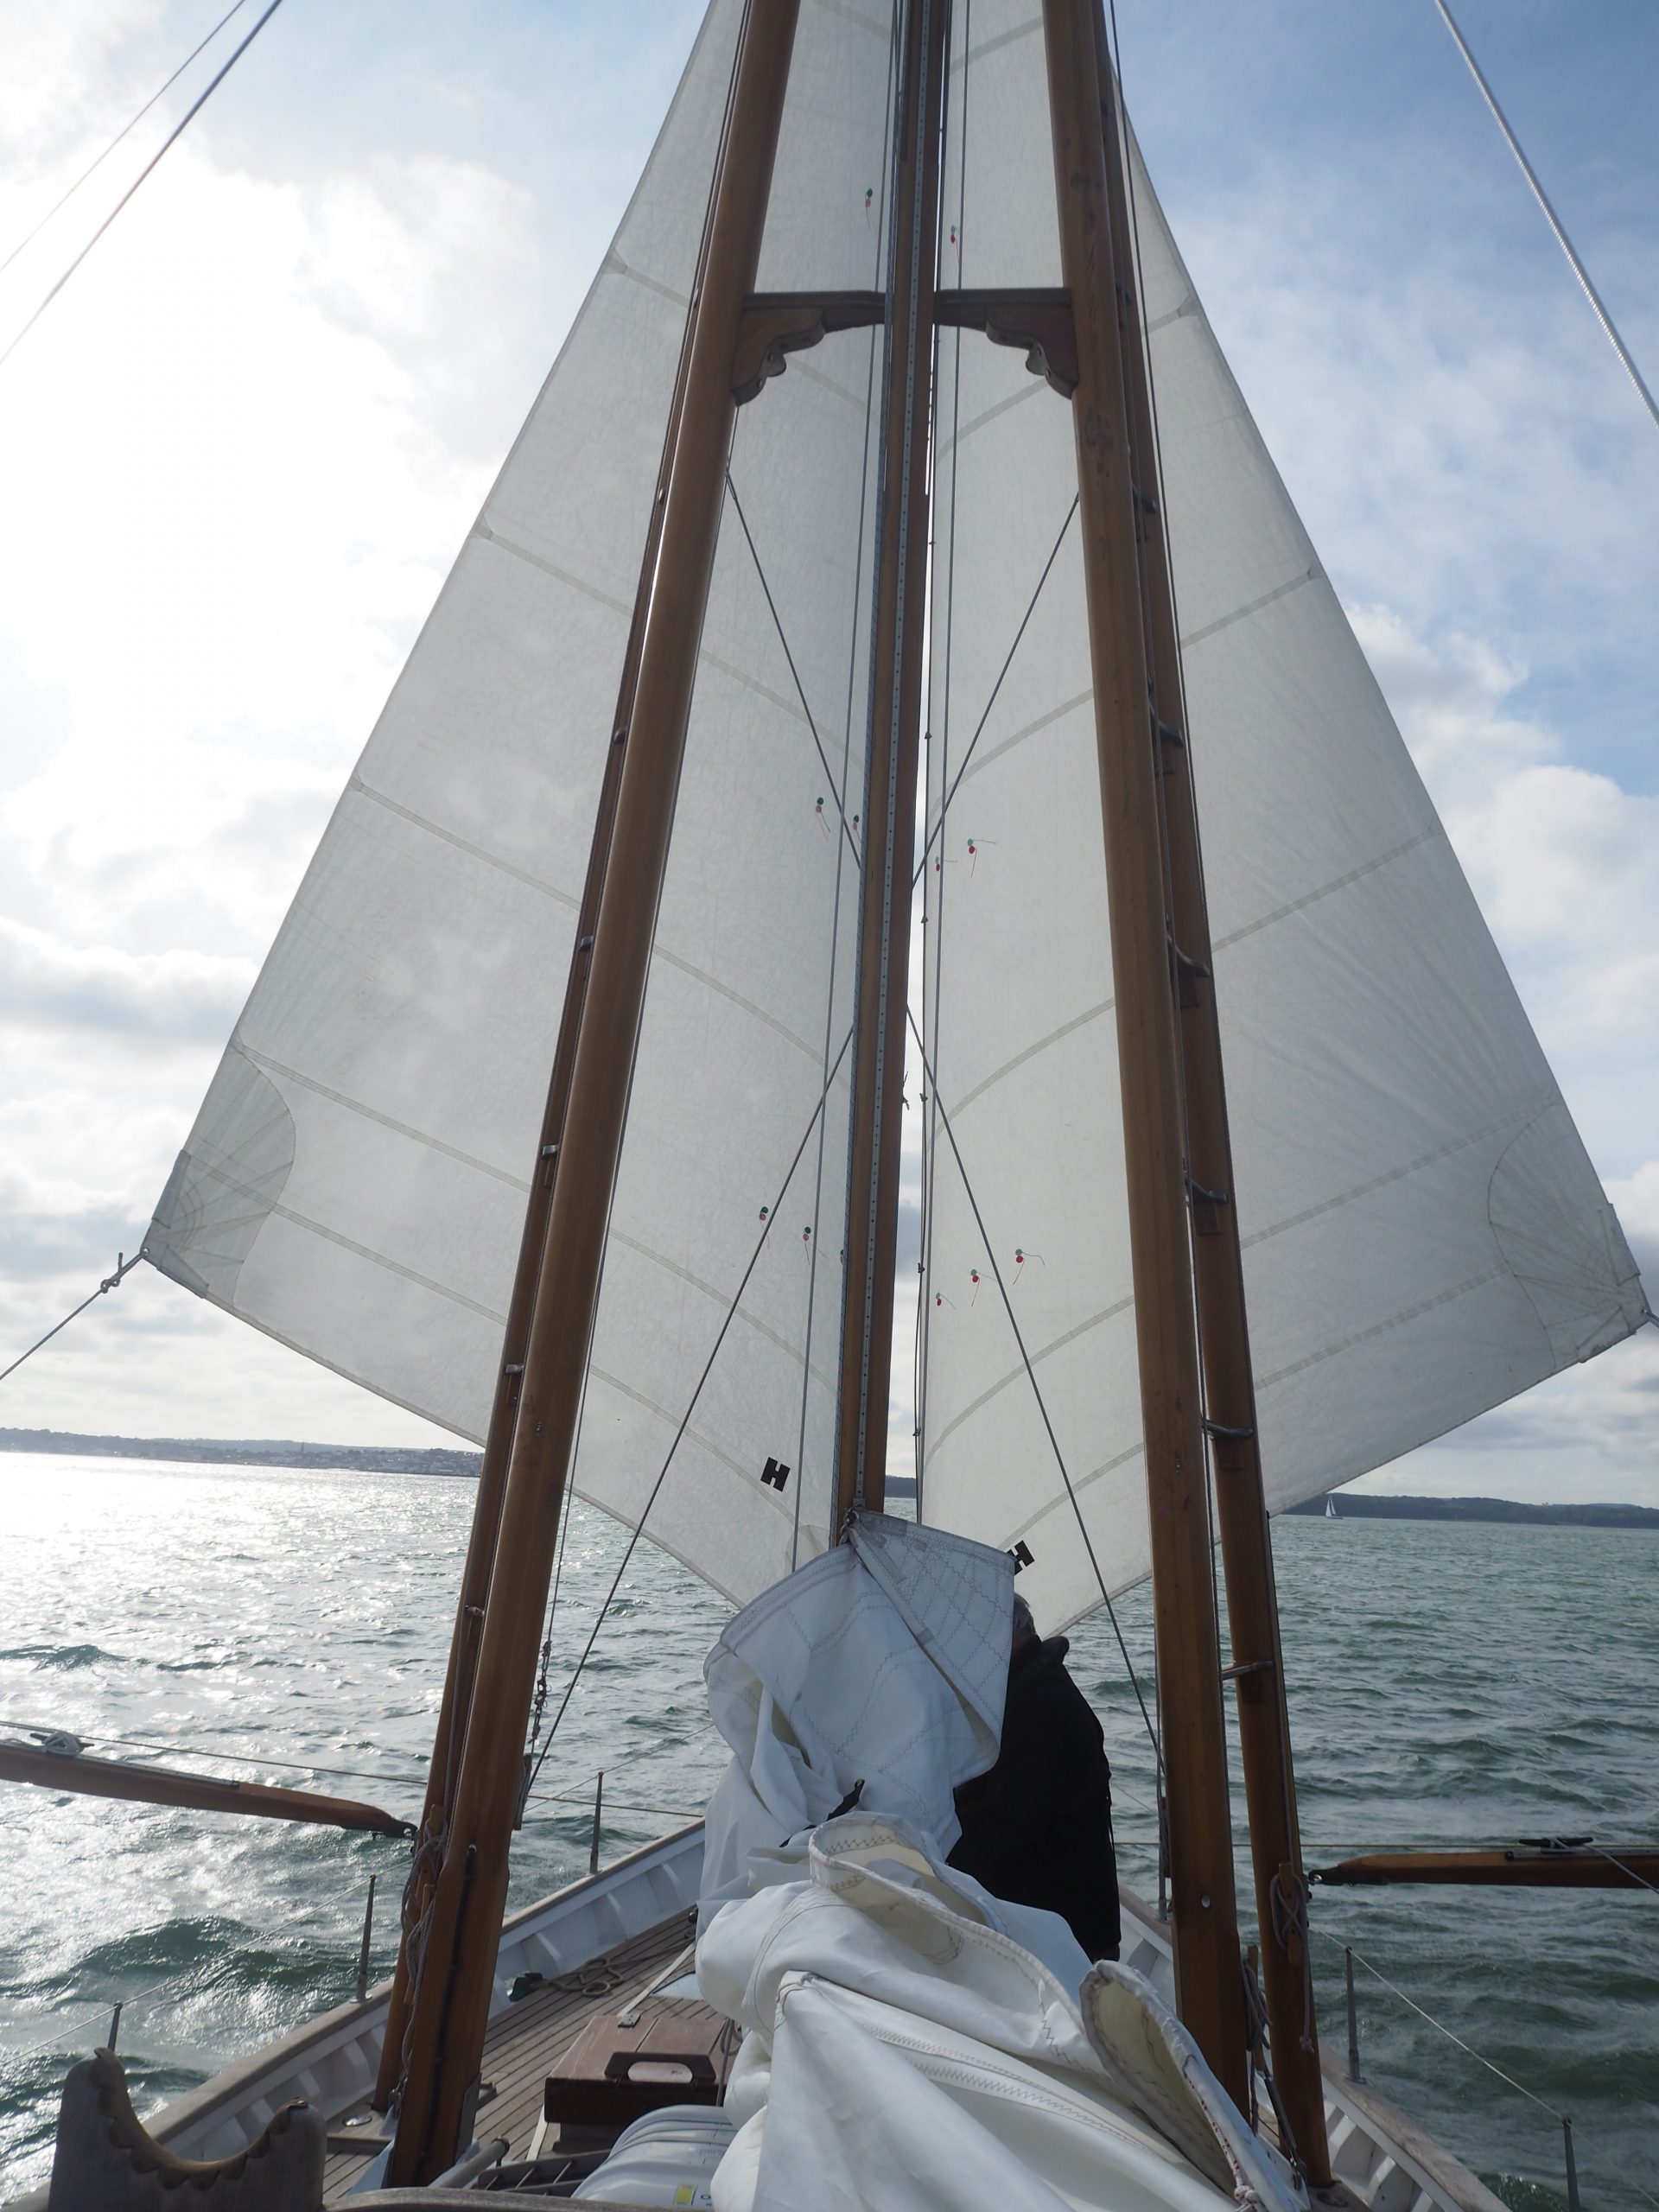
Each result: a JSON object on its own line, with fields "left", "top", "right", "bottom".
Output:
{"left": 1011, "top": 1593, "right": 1038, "bottom": 1652}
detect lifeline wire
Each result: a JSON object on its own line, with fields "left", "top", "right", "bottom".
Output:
{"left": 0, "top": 0, "right": 289, "bottom": 374}
{"left": 904, "top": 1007, "right": 1163, "bottom": 1775}
{"left": 1306, "top": 1918, "right": 1659, "bottom": 2211}
{"left": 0, "top": 1250, "right": 143, "bottom": 1387}
{"left": 1431, "top": 0, "right": 1659, "bottom": 436}
{"left": 0, "top": 0, "right": 253, "bottom": 278}
{"left": 523, "top": 1029, "right": 855, "bottom": 1797}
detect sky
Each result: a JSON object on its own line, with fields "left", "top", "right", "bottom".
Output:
{"left": 0, "top": 0, "right": 1655, "bottom": 1506}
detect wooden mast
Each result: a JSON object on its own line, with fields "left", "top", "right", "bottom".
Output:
{"left": 1039, "top": 0, "right": 1249, "bottom": 2106}
{"left": 1086, "top": 35, "right": 1332, "bottom": 2180}
{"left": 833, "top": 0, "right": 949, "bottom": 1529}
{"left": 385, "top": 1, "right": 802, "bottom": 2178}
{"left": 371, "top": 48, "right": 738, "bottom": 2111}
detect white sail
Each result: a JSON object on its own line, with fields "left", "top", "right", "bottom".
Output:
{"left": 918, "top": 12, "right": 1648, "bottom": 1630}
{"left": 148, "top": 0, "right": 899, "bottom": 1605}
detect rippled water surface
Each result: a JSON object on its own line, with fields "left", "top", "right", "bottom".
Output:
{"left": 0, "top": 1454, "right": 1654, "bottom": 2204}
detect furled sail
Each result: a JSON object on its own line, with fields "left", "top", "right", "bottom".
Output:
{"left": 149, "top": 0, "right": 899, "bottom": 1605}
{"left": 917, "top": 6, "right": 1648, "bottom": 1630}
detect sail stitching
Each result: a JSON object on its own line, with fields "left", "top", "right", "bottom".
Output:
{"left": 473, "top": 520, "right": 635, "bottom": 616}
{"left": 1255, "top": 1264, "right": 1508, "bottom": 1392}
{"left": 936, "top": 376, "right": 1044, "bottom": 455}
{"left": 234, "top": 1040, "right": 532, "bottom": 1191}
{"left": 925, "top": 1294, "right": 1135, "bottom": 1459}
{"left": 1241, "top": 1098, "right": 1545, "bottom": 1253}
{"left": 601, "top": 251, "right": 690, "bottom": 312}
{"left": 348, "top": 773, "right": 584, "bottom": 906}
{"left": 950, "top": 995, "right": 1114, "bottom": 1119}
{"left": 607, "top": 1226, "right": 837, "bottom": 1389}
{"left": 585, "top": 1365, "right": 788, "bottom": 1497}
{"left": 938, "top": 685, "right": 1093, "bottom": 800}
{"left": 177, "top": 1155, "right": 508, "bottom": 1324}
{"left": 1178, "top": 564, "right": 1317, "bottom": 652}
{"left": 1211, "top": 825, "right": 1442, "bottom": 952}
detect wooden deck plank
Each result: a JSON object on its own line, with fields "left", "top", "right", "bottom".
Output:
{"left": 321, "top": 1910, "right": 695, "bottom": 2189}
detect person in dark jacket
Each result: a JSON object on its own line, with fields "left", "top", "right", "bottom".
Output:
{"left": 948, "top": 1594, "right": 1121, "bottom": 1961}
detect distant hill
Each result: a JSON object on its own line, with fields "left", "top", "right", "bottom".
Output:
{"left": 1290, "top": 1492, "right": 1659, "bottom": 1530}
{"left": 0, "top": 1427, "right": 481, "bottom": 1478}
{"left": 3, "top": 1437, "right": 1653, "bottom": 1527}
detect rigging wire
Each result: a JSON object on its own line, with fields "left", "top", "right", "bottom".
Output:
{"left": 725, "top": 472, "right": 865, "bottom": 875}
{"left": 903, "top": 1007, "right": 1163, "bottom": 1776}
{"left": 521, "top": 1031, "right": 855, "bottom": 1798}
{"left": 0, "top": 0, "right": 289, "bottom": 376}
{"left": 1430, "top": 0, "right": 1659, "bottom": 438}
{"left": 0, "top": 0, "right": 253, "bottom": 280}
{"left": 0, "top": 1250, "right": 143, "bottom": 1388}
{"left": 912, "top": 493, "right": 1078, "bottom": 887}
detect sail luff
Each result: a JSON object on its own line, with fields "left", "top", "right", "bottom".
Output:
{"left": 1039, "top": 0, "right": 1247, "bottom": 2104}
{"left": 833, "top": 0, "right": 949, "bottom": 1527}
{"left": 1096, "top": 38, "right": 1331, "bottom": 2182}
{"left": 386, "top": 2, "right": 805, "bottom": 2177}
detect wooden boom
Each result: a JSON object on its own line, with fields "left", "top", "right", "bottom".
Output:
{"left": 0, "top": 1739, "right": 412, "bottom": 1836}
{"left": 1313, "top": 1847, "right": 1659, "bottom": 1891}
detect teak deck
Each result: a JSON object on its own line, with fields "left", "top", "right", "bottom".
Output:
{"left": 323, "top": 1912, "right": 696, "bottom": 2196}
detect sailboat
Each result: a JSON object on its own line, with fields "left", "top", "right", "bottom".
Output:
{"left": 5, "top": 0, "right": 1651, "bottom": 2205}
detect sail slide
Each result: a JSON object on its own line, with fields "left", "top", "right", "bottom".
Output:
{"left": 148, "top": 0, "right": 896, "bottom": 1605}
{"left": 917, "top": 6, "right": 1647, "bottom": 1629}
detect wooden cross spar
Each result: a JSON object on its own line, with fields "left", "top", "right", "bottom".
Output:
{"left": 0, "top": 1736, "right": 413, "bottom": 1836}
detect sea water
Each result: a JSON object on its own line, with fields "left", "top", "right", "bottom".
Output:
{"left": 0, "top": 1452, "right": 1653, "bottom": 2204}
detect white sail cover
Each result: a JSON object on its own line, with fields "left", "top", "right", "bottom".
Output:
{"left": 917, "top": 4, "right": 1648, "bottom": 1627}
{"left": 148, "top": 0, "right": 899, "bottom": 1605}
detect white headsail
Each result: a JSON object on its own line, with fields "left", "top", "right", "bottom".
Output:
{"left": 148, "top": 0, "right": 898, "bottom": 1605}
{"left": 917, "top": 8, "right": 1647, "bottom": 1628}
{"left": 148, "top": 0, "right": 1645, "bottom": 1629}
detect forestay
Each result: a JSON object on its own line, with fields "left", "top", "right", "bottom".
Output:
{"left": 918, "top": 6, "right": 1648, "bottom": 1628}
{"left": 147, "top": 0, "right": 899, "bottom": 1605}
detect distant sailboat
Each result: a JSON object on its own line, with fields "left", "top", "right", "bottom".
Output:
{"left": 1326, "top": 1497, "right": 1339, "bottom": 1522}
{"left": 8, "top": 0, "right": 1651, "bottom": 2203}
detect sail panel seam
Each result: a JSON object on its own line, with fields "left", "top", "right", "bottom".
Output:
{"left": 234, "top": 1040, "right": 532, "bottom": 1191}
{"left": 1211, "top": 825, "right": 1443, "bottom": 953}
{"left": 924, "top": 1294, "right": 1135, "bottom": 1459}
{"left": 934, "top": 684, "right": 1092, "bottom": 809}
{"left": 936, "top": 376, "right": 1044, "bottom": 454}
{"left": 348, "top": 772, "right": 585, "bottom": 906}
{"left": 950, "top": 995, "right": 1114, "bottom": 1118}
{"left": 1241, "top": 1099, "right": 1548, "bottom": 1254}
{"left": 173, "top": 1154, "right": 510, "bottom": 1324}
{"left": 607, "top": 1226, "right": 837, "bottom": 1389}
{"left": 1178, "top": 564, "right": 1317, "bottom": 651}
{"left": 1255, "top": 1264, "right": 1509, "bottom": 1392}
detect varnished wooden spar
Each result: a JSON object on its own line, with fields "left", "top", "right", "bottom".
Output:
{"left": 832, "top": 0, "right": 948, "bottom": 1525}
{"left": 371, "top": 2, "right": 748, "bottom": 2112}
{"left": 385, "top": 0, "right": 804, "bottom": 2183}
{"left": 0, "top": 1740, "right": 411, "bottom": 1835}
{"left": 1083, "top": 19, "right": 1332, "bottom": 2183}
{"left": 1039, "top": 0, "right": 1249, "bottom": 2107}
{"left": 1313, "top": 1847, "right": 1659, "bottom": 1890}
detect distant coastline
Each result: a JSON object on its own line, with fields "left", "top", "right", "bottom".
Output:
{"left": 2, "top": 1432, "right": 1653, "bottom": 1528}
{"left": 0, "top": 1426, "right": 482, "bottom": 1478}
{"left": 1289, "top": 1491, "right": 1659, "bottom": 1530}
